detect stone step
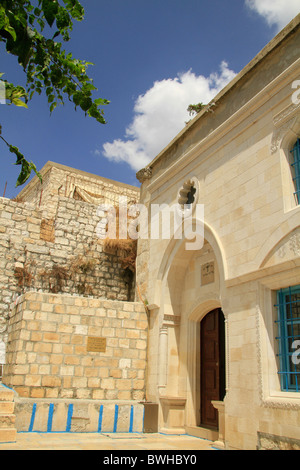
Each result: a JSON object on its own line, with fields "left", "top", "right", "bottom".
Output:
{"left": 0, "top": 402, "right": 14, "bottom": 414}
{"left": 0, "top": 388, "right": 14, "bottom": 402}
{"left": 0, "top": 413, "right": 16, "bottom": 428}
{"left": 0, "top": 428, "right": 17, "bottom": 443}
{"left": 0, "top": 384, "right": 17, "bottom": 443}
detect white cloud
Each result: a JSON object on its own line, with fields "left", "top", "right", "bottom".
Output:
{"left": 101, "top": 61, "right": 236, "bottom": 172}
{"left": 246, "top": 0, "right": 299, "bottom": 31}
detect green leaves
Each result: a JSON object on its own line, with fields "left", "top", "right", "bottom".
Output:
{"left": 0, "top": 75, "right": 28, "bottom": 107}
{"left": 0, "top": 5, "right": 16, "bottom": 40}
{"left": 41, "top": 0, "right": 59, "bottom": 28}
{"left": 1, "top": 3, "right": 34, "bottom": 68}
{"left": 187, "top": 102, "right": 205, "bottom": 116}
{"left": 26, "top": 39, "right": 110, "bottom": 122}
{"left": 0, "top": 126, "right": 42, "bottom": 187}
{"left": 14, "top": 157, "right": 42, "bottom": 187}
{"left": 4, "top": 81, "right": 28, "bottom": 108}
{"left": 1, "top": 1, "right": 109, "bottom": 122}
{"left": 63, "top": 0, "right": 84, "bottom": 21}
{"left": 0, "top": 0, "right": 110, "bottom": 186}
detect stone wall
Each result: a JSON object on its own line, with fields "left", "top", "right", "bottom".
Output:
{"left": 14, "top": 400, "right": 145, "bottom": 433}
{"left": 17, "top": 162, "right": 140, "bottom": 219}
{"left": 3, "top": 292, "right": 148, "bottom": 401}
{"left": 257, "top": 432, "right": 300, "bottom": 451}
{"left": 0, "top": 196, "right": 137, "bottom": 367}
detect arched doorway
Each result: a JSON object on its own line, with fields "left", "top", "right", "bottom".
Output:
{"left": 200, "top": 308, "right": 226, "bottom": 428}
{"left": 150, "top": 221, "right": 228, "bottom": 435}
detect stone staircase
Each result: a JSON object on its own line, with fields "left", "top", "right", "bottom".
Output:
{"left": 0, "top": 384, "right": 17, "bottom": 443}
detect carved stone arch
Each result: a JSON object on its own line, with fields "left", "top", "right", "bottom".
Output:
{"left": 254, "top": 212, "right": 300, "bottom": 269}
{"left": 188, "top": 297, "right": 222, "bottom": 323}
{"left": 280, "top": 113, "right": 300, "bottom": 151}
{"left": 157, "top": 219, "right": 227, "bottom": 284}
{"left": 272, "top": 108, "right": 300, "bottom": 212}
{"left": 153, "top": 219, "right": 228, "bottom": 312}
{"left": 271, "top": 104, "right": 300, "bottom": 154}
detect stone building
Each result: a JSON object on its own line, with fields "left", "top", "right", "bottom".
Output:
{"left": 0, "top": 162, "right": 147, "bottom": 436}
{"left": 1, "top": 15, "right": 300, "bottom": 450}
{"left": 0, "top": 162, "right": 139, "bottom": 315}
{"left": 135, "top": 15, "right": 300, "bottom": 449}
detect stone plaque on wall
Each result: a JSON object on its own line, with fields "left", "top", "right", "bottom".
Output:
{"left": 201, "top": 261, "right": 215, "bottom": 285}
{"left": 87, "top": 337, "right": 106, "bottom": 353}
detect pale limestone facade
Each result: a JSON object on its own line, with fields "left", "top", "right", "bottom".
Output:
{"left": 1, "top": 16, "right": 300, "bottom": 449}
{"left": 136, "top": 16, "right": 300, "bottom": 449}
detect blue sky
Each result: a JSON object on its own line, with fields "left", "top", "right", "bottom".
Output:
{"left": 1, "top": 0, "right": 299, "bottom": 198}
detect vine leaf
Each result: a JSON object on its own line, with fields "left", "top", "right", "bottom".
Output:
{"left": 9, "top": 144, "right": 42, "bottom": 187}
{"left": 0, "top": 0, "right": 109, "bottom": 186}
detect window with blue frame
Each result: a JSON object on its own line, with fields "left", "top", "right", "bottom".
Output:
{"left": 275, "top": 285, "right": 300, "bottom": 392}
{"left": 290, "top": 139, "right": 300, "bottom": 205}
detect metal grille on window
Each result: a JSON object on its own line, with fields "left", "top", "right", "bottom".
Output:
{"left": 291, "top": 138, "right": 300, "bottom": 205}
{"left": 275, "top": 286, "right": 300, "bottom": 392}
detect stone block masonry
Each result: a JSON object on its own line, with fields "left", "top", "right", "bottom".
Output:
{"left": 0, "top": 195, "right": 137, "bottom": 362}
{"left": 0, "top": 163, "right": 143, "bottom": 433}
{"left": 3, "top": 292, "right": 148, "bottom": 401}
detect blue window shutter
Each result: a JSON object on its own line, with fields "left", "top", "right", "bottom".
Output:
{"left": 291, "top": 138, "right": 300, "bottom": 204}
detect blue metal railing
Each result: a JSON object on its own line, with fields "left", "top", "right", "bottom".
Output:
{"left": 290, "top": 138, "right": 300, "bottom": 205}
{"left": 274, "top": 286, "right": 300, "bottom": 392}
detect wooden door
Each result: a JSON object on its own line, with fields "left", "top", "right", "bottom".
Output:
{"left": 200, "top": 308, "right": 225, "bottom": 428}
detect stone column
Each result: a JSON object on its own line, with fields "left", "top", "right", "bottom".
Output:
{"left": 158, "top": 326, "right": 168, "bottom": 395}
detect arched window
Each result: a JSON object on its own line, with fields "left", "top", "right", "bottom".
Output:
{"left": 290, "top": 138, "right": 300, "bottom": 205}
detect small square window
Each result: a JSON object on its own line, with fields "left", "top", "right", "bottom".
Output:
{"left": 275, "top": 285, "right": 300, "bottom": 392}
